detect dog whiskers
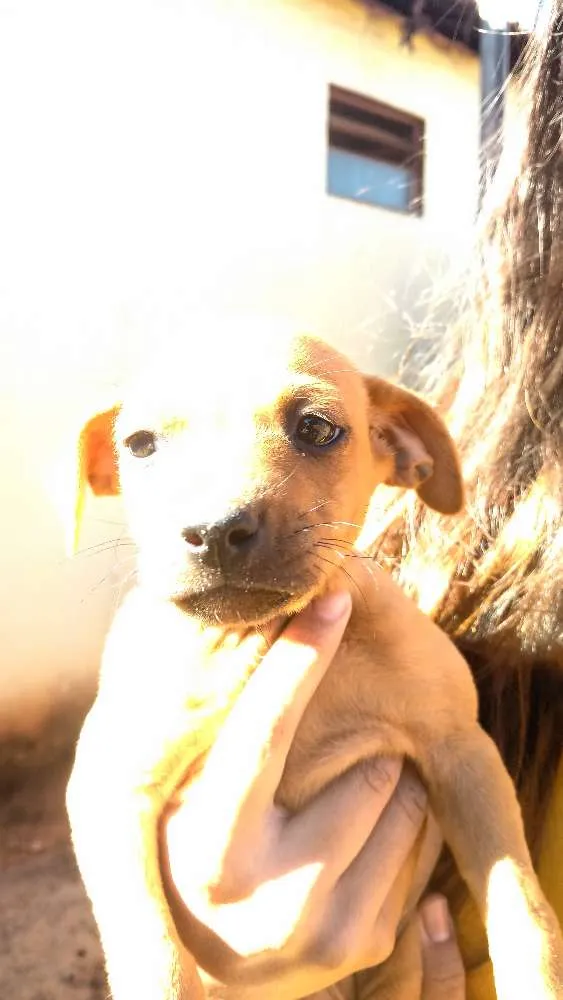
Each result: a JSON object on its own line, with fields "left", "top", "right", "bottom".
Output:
{"left": 323, "top": 544, "right": 383, "bottom": 570}
{"left": 314, "top": 542, "right": 377, "bottom": 570}
{"left": 310, "top": 520, "right": 364, "bottom": 530}
{"left": 114, "top": 567, "right": 140, "bottom": 603}
{"left": 315, "top": 539, "right": 376, "bottom": 561}
{"left": 80, "top": 562, "right": 138, "bottom": 604}
{"left": 74, "top": 538, "right": 136, "bottom": 558}
{"left": 316, "top": 536, "right": 356, "bottom": 550}
{"left": 297, "top": 500, "right": 332, "bottom": 521}
{"left": 314, "top": 553, "right": 370, "bottom": 612}
{"left": 293, "top": 520, "right": 363, "bottom": 535}
{"left": 262, "top": 464, "right": 299, "bottom": 499}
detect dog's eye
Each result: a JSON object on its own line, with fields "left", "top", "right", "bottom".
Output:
{"left": 294, "top": 415, "right": 343, "bottom": 449}
{"left": 124, "top": 430, "right": 157, "bottom": 458}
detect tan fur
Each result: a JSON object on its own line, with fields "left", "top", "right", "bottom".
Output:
{"left": 67, "top": 331, "right": 563, "bottom": 1000}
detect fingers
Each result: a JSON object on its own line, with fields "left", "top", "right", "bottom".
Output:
{"left": 186, "top": 591, "right": 352, "bottom": 838}
{"left": 283, "top": 758, "right": 403, "bottom": 878}
{"left": 333, "top": 766, "right": 428, "bottom": 931}
{"left": 372, "top": 821, "right": 426, "bottom": 949}
{"left": 420, "top": 895, "right": 466, "bottom": 1000}
{"left": 404, "top": 812, "right": 443, "bottom": 914}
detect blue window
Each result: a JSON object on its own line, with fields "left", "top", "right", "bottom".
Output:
{"left": 327, "top": 86, "right": 424, "bottom": 216}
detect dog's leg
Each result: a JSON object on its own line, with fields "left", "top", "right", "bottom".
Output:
{"left": 423, "top": 729, "right": 563, "bottom": 1000}
{"left": 67, "top": 708, "right": 202, "bottom": 1000}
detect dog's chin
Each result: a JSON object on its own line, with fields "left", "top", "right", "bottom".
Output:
{"left": 174, "top": 585, "right": 311, "bottom": 627}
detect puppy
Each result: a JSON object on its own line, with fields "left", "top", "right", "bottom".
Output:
{"left": 67, "top": 329, "right": 563, "bottom": 1000}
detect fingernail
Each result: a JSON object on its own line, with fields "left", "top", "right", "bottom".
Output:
{"left": 421, "top": 895, "right": 451, "bottom": 944}
{"left": 312, "top": 590, "right": 352, "bottom": 623}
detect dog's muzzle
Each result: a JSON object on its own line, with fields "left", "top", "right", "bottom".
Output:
{"left": 181, "top": 507, "right": 263, "bottom": 573}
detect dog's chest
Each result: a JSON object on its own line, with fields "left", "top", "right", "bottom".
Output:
{"left": 105, "top": 592, "right": 414, "bottom": 805}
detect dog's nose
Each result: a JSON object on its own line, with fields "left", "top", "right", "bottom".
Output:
{"left": 182, "top": 508, "right": 262, "bottom": 568}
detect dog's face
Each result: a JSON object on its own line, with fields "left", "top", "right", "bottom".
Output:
{"left": 79, "top": 332, "right": 462, "bottom": 625}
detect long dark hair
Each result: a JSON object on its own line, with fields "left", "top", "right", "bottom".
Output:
{"left": 370, "top": 4, "right": 563, "bottom": 865}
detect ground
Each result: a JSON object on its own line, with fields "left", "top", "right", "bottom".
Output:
{"left": 0, "top": 715, "right": 107, "bottom": 1000}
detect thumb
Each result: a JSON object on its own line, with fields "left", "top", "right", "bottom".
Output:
{"left": 419, "top": 895, "right": 466, "bottom": 1000}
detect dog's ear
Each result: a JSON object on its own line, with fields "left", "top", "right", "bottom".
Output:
{"left": 72, "top": 405, "right": 121, "bottom": 554}
{"left": 364, "top": 376, "right": 463, "bottom": 514}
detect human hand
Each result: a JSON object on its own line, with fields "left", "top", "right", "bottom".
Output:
{"left": 161, "top": 589, "right": 444, "bottom": 999}
{"left": 420, "top": 895, "right": 466, "bottom": 1000}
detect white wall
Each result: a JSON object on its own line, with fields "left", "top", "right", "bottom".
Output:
{"left": 0, "top": 0, "right": 479, "bottom": 736}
